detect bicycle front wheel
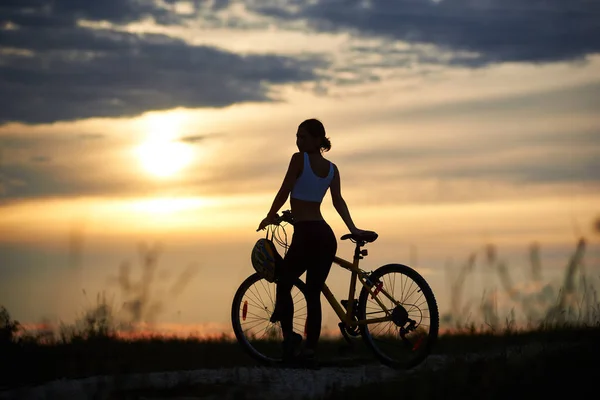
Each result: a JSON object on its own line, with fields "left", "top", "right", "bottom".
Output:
{"left": 231, "top": 273, "right": 308, "bottom": 366}
{"left": 358, "top": 263, "right": 439, "bottom": 369}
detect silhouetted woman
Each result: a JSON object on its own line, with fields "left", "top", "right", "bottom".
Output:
{"left": 257, "top": 118, "right": 376, "bottom": 367}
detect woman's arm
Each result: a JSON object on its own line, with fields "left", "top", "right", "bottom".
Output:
{"left": 266, "top": 152, "right": 302, "bottom": 216}
{"left": 330, "top": 164, "right": 359, "bottom": 234}
{"left": 257, "top": 153, "right": 303, "bottom": 231}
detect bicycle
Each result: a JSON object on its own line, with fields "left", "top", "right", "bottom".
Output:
{"left": 231, "top": 210, "right": 439, "bottom": 369}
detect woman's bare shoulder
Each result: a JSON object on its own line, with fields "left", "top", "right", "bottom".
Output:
{"left": 324, "top": 156, "right": 337, "bottom": 168}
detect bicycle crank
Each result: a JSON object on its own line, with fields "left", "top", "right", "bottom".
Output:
{"left": 339, "top": 300, "right": 361, "bottom": 338}
{"left": 338, "top": 322, "right": 361, "bottom": 346}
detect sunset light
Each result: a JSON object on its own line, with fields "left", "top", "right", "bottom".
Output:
{"left": 135, "top": 112, "right": 195, "bottom": 178}
{"left": 136, "top": 137, "right": 194, "bottom": 178}
{"left": 1, "top": 1, "right": 599, "bottom": 393}
{"left": 129, "top": 197, "right": 216, "bottom": 215}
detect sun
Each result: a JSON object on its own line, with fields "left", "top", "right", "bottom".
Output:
{"left": 136, "top": 139, "right": 194, "bottom": 178}
{"left": 135, "top": 112, "right": 195, "bottom": 178}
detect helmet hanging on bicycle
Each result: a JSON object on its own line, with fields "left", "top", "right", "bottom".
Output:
{"left": 251, "top": 238, "right": 282, "bottom": 282}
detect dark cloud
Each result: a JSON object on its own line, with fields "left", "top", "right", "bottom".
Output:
{"left": 0, "top": 158, "right": 188, "bottom": 204}
{"left": 248, "top": 0, "right": 600, "bottom": 66}
{"left": 78, "top": 133, "right": 105, "bottom": 140}
{"left": 1, "top": 0, "right": 183, "bottom": 27}
{"left": 30, "top": 155, "right": 51, "bottom": 163}
{"left": 0, "top": 133, "right": 148, "bottom": 201}
{"left": 179, "top": 133, "right": 224, "bottom": 144}
{"left": 424, "top": 150, "right": 600, "bottom": 184}
{"left": 348, "top": 129, "right": 600, "bottom": 166}
{"left": 0, "top": 0, "right": 326, "bottom": 125}
{"left": 1, "top": 132, "right": 105, "bottom": 150}
{"left": 340, "top": 82, "right": 600, "bottom": 185}
{"left": 385, "top": 80, "right": 600, "bottom": 120}
{"left": 1, "top": 81, "right": 598, "bottom": 203}
{"left": 335, "top": 81, "right": 600, "bottom": 187}
{"left": 0, "top": 163, "right": 108, "bottom": 200}
{"left": 333, "top": 131, "right": 600, "bottom": 189}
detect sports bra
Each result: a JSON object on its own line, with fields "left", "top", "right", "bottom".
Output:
{"left": 290, "top": 152, "right": 334, "bottom": 203}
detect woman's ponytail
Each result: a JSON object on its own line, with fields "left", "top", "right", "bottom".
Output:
{"left": 321, "top": 136, "right": 331, "bottom": 152}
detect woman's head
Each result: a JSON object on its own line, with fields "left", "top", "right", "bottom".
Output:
{"left": 296, "top": 118, "right": 332, "bottom": 153}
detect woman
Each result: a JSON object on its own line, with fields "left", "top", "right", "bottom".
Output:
{"left": 257, "top": 118, "right": 376, "bottom": 368}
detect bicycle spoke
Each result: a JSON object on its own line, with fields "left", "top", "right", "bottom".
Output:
{"left": 234, "top": 273, "right": 310, "bottom": 364}
{"left": 241, "top": 315, "right": 268, "bottom": 324}
{"left": 260, "top": 323, "right": 272, "bottom": 339}
{"left": 361, "top": 266, "right": 438, "bottom": 369}
{"left": 243, "top": 295, "right": 267, "bottom": 313}
{"left": 293, "top": 322, "right": 305, "bottom": 331}
{"left": 259, "top": 279, "right": 275, "bottom": 310}
{"left": 236, "top": 262, "right": 437, "bottom": 368}
{"left": 404, "top": 283, "right": 421, "bottom": 305}
{"left": 244, "top": 291, "right": 274, "bottom": 320}
{"left": 243, "top": 319, "right": 269, "bottom": 333}
{"left": 294, "top": 304, "right": 307, "bottom": 314}
{"left": 364, "top": 310, "right": 386, "bottom": 316}
{"left": 292, "top": 289, "right": 303, "bottom": 301}
{"left": 247, "top": 285, "right": 268, "bottom": 310}
{"left": 370, "top": 322, "right": 391, "bottom": 337}
{"left": 242, "top": 310, "right": 270, "bottom": 321}
{"left": 400, "top": 273, "right": 408, "bottom": 303}
{"left": 385, "top": 273, "right": 393, "bottom": 299}
{"left": 294, "top": 312, "right": 307, "bottom": 318}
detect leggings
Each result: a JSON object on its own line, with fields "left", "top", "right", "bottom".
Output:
{"left": 274, "top": 220, "right": 337, "bottom": 350}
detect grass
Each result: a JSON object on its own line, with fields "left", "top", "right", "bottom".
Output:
{"left": 2, "top": 232, "right": 599, "bottom": 397}
{"left": 2, "top": 305, "right": 599, "bottom": 391}
{"left": 3, "top": 281, "right": 599, "bottom": 397}
{"left": 323, "top": 335, "right": 600, "bottom": 400}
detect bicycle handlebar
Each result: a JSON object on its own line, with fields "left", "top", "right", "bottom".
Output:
{"left": 273, "top": 209, "right": 295, "bottom": 226}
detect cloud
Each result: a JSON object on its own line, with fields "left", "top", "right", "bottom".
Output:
{"left": 30, "top": 155, "right": 51, "bottom": 163}
{"left": 4, "top": 1, "right": 597, "bottom": 126}
{"left": 179, "top": 133, "right": 223, "bottom": 144}
{"left": 0, "top": 132, "right": 145, "bottom": 201}
{"left": 78, "top": 133, "right": 105, "bottom": 140}
{"left": 247, "top": 0, "right": 600, "bottom": 66}
{"left": 1, "top": 0, "right": 185, "bottom": 27}
{"left": 0, "top": 79, "right": 598, "bottom": 204}
{"left": 0, "top": 1, "right": 327, "bottom": 125}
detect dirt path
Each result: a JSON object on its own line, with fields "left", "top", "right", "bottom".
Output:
{"left": 0, "top": 342, "right": 577, "bottom": 400}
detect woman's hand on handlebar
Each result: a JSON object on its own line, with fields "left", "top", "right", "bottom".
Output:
{"left": 257, "top": 214, "right": 278, "bottom": 231}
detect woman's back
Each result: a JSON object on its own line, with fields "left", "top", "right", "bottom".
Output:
{"left": 304, "top": 153, "right": 332, "bottom": 179}
{"left": 290, "top": 152, "right": 335, "bottom": 222}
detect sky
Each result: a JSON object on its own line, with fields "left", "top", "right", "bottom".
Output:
{"left": 1, "top": 0, "right": 599, "bottom": 337}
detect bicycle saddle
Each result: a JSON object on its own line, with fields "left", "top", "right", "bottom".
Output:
{"left": 341, "top": 231, "right": 379, "bottom": 243}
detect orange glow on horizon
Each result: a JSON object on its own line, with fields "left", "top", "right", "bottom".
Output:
{"left": 15, "top": 322, "right": 547, "bottom": 343}
{"left": 0, "top": 193, "right": 598, "bottom": 247}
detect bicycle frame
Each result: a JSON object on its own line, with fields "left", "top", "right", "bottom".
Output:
{"left": 270, "top": 212, "right": 398, "bottom": 329}
{"left": 322, "top": 247, "right": 400, "bottom": 328}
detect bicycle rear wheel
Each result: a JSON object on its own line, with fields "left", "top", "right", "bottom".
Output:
{"left": 358, "top": 264, "right": 439, "bottom": 369}
{"left": 231, "top": 273, "right": 308, "bottom": 366}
